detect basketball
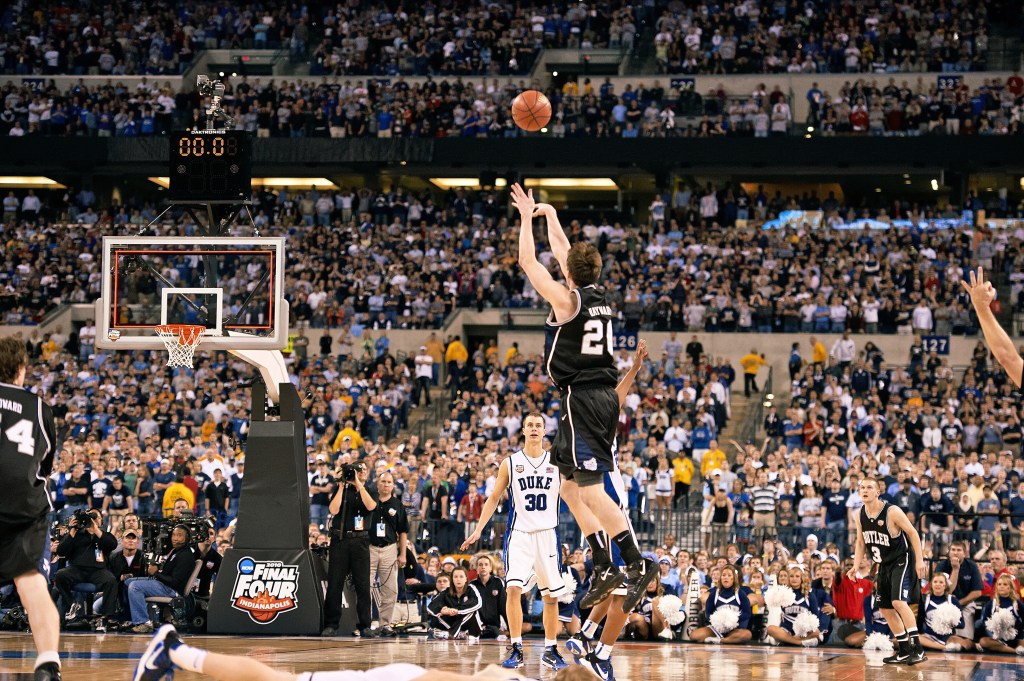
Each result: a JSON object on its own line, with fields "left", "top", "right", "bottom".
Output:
{"left": 511, "top": 90, "right": 552, "bottom": 132}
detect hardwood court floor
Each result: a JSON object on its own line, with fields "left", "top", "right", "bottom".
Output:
{"left": 0, "top": 633, "right": 1021, "bottom": 680}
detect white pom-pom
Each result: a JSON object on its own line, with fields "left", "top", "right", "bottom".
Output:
{"left": 709, "top": 607, "right": 740, "bottom": 635}
{"left": 863, "top": 632, "right": 894, "bottom": 653}
{"left": 987, "top": 608, "right": 1018, "bottom": 642}
{"left": 658, "top": 594, "right": 686, "bottom": 626}
{"left": 558, "top": 570, "right": 577, "bottom": 605}
{"left": 792, "top": 611, "right": 821, "bottom": 638}
{"left": 764, "top": 585, "right": 796, "bottom": 609}
{"left": 929, "top": 601, "right": 963, "bottom": 636}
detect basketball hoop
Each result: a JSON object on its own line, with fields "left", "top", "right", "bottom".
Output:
{"left": 155, "top": 324, "right": 206, "bottom": 368}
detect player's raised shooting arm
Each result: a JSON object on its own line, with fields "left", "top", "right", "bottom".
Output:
{"left": 512, "top": 183, "right": 573, "bottom": 317}
{"left": 534, "top": 203, "right": 571, "bottom": 275}
{"left": 962, "top": 267, "right": 1024, "bottom": 386}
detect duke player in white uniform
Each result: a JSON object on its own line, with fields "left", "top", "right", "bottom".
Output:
{"left": 463, "top": 413, "right": 569, "bottom": 671}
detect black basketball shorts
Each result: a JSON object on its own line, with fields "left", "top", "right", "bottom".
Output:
{"left": 876, "top": 554, "right": 921, "bottom": 609}
{"left": 552, "top": 385, "right": 619, "bottom": 485}
{"left": 0, "top": 515, "right": 51, "bottom": 582}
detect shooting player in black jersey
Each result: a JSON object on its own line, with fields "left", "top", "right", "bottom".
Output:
{"left": 0, "top": 337, "right": 62, "bottom": 681}
{"left": 849, "top": 477, "right": 927, "bottom": 665}
{"left": 510, "top": 183, "right": 657, "bottom": 615}
{"left": 963, "top": 267, "right": 1024, "bottom": 386}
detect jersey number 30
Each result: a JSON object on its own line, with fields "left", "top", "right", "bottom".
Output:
{"left": 581, "top": 320, "right": 614, "bottom": 356}
{"left": 3, "top": 419, "right": 35, "bottom": 455}
{"left": 524, "top": 494, "right": 548, "bottom": 512}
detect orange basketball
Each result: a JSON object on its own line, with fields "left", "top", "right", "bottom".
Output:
{"left": 511, "top": 90, "right": 552, "bottom": 132}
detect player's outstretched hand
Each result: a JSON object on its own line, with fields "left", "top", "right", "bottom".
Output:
{"left": 510, "top": 183, "right": 535, "bottom": 216}
{"left": 846, "top": 567, "right": 859, "bottom": 581}
{"left": 961, "top": 267, "right": 996, "bottom": 311}
{"left": 634, "top": 339, "right": 648, "bottom": 364}
{"left": 460, "top": 531, "right": 481, "bottom": 551}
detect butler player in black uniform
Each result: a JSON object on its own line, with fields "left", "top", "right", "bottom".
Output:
{"left": 0, "top": 337, "right": 62, "bottom": 680}
{"left": 850, "top": 477, "right": 927, "bottom": 665}
{"left": 511, "top": 183, "right": 656, "bottom": 615}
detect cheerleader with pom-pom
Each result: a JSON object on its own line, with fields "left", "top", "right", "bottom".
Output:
{"left": 624, "top": 577, "right": 669, "bottom": 640}
{"left": 917, "top": 572, "right": 974, "bottom": 652}
{"left": 765, "top": 565, "right": 825, "bottom": 647}
{"left": 688, "top": 564, "right": 753, "bottom": 644}
{"left": 978, "top": 574, "right": 1024, "bottom": 654}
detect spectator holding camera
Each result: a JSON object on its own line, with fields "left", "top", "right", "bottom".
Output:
{"left": 322, "top": 460, "right": 377, "bottom": 638}
{"left": 53, "top": 508, "right": 118, "bottom": 626}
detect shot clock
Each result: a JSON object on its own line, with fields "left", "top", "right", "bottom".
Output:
{"left": 169, "top": 130, "right": 252, "bottom": 201}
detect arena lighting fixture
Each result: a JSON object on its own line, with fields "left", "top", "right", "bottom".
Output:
{"left": 149, "top": 177, "right": 338, "bottom": 189}
{"left": 766, "top": 393, "right": 774, "bottom": 401}
{"left": 931, "top": 179, "right": 939, "bottom": 191}
{"left": 0, "top": 176, "right": 66, "bottom": 188}
{"left": 429, "top": 178, "right": 618, "bottom": 190}
{"left": 1020, "top": 177, "right": 1024, "bottom": 190}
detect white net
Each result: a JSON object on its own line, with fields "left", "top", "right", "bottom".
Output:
{"left": 155, "top": 324, "right": 205, "bottom": 368}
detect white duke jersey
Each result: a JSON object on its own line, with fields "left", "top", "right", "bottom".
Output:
{"left": 507, "top": 449, "right": 560, "bottom": 533}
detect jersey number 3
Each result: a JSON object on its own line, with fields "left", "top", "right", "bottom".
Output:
{"left": 3, "top": 418, "right": 35, "bottom": 455}
{"left": 581, "top": 320, "right": 614, "bottom": 356}
{"left": 869, "top": 546, "right": 882, "bottom": 563}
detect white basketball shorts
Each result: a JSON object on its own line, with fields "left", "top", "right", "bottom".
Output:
{"left": 504, "top": 528, "right": 567, "bottom": 597}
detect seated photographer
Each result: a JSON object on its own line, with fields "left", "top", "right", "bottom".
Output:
{"left": 124, "top": 524, "right": 198, "bottom": 634}
{"left": 52, "top": 508, "right": 118, "bottom": 627}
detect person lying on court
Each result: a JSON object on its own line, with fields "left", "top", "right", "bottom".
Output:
{"left": 134, "top": 623, "right": 598, "bottom": 681}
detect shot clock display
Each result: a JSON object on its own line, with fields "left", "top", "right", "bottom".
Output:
{"left": 169, "top": 130, "right": 252, "bottom": 201}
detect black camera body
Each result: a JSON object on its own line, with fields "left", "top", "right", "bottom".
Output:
{"left": 71, "top": 509, "right": 93, "bottom": 528}
{"left": 340, "top": 464, "right": 359, "bottom": 482}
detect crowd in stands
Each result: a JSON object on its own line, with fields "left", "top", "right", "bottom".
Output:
{"left": 0, "top": 0, "right": 296, "bottom": 77}
{"left": 653, "top": 0, "right": 992, "bottom": 75}
{"left": 5, "top": 71, "right": 1024, "bottom": 139}
{"left": 5, "top": 185, "right": 1024, "bottom": 334}
{"left": 0, "top": 0, "right": 1004, "bottom": 82}
{"left": 308, "top": 0, "right": 637, "bottom": 78}
{"left": 807, "top": 73, "right": 1024, "bottom": 136}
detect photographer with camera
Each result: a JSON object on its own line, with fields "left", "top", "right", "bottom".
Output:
{"left": 53, "top": 508, "right": 118, "bottom": 627}
{"left": 322, "top": 460, "right": 377, "bottom": 638}
{"left": 125, "top": 524, "right": 198, "bottom": 634}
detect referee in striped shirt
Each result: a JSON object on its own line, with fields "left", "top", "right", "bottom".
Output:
{"left": 749, "top": 470, "right": 778, "bottom": 541}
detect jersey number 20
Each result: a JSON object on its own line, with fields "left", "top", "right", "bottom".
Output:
{"left": 581, "top": 320, "right": 614, "bottom": 356}
{"left": 524, "top": 494, "right": 547, "bottom": 512}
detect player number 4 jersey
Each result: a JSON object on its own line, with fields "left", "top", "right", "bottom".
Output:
{"left": 507, "top": 450, "right": 560, "bottom": 533}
